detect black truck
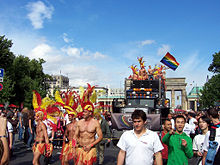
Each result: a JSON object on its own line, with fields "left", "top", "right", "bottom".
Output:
{"left": 113, "top": 78, "right": 169, "bottom": 117}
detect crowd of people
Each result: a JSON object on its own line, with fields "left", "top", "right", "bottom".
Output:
{"left": 0, "top": 97, "right": 220, "bottom": 165}
{"left": 0, "top": 84, "right": 114, "bottom": 165}
{"left": 0, "top": 105, "right": 112, "bottom": 165}
{"left": 116, "top": 108, "right": 220, "bottom": 165}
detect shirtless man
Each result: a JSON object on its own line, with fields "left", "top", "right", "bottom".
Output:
{"left": 32, "top": 111, "right": 51, "bottom": 165}
{"left": 148, "top": 65, "right": 154, "bottom": 80}
{"left": 61, "top": 112, "right": 77, "bottom": 165}
{"left": 75, "top": 107, "right": 103, "bottom": 165}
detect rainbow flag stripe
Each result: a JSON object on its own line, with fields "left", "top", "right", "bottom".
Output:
{"left": 160, "top": 52, "right": 179, "bottom": 70}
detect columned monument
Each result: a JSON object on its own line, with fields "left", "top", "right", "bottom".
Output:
{"left": 166, "top": 78, "right": 187, "bottom": 110}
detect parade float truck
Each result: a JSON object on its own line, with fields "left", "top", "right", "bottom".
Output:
{"left": 110, "top": 57, "right": 170, "bottom": 143}
{"left": 120, "top": 78, "right": 168, "bottom": 114}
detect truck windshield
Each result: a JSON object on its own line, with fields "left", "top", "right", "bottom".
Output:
{"left": 127, "top": 99, "right": 154, "bottom": 108}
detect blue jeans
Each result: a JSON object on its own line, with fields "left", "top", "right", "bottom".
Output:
{"left": 18, "top": 123, "right": 23, "bottom": 140}
{"left": 27, "top": 128, "right": 34, "bottom": 148}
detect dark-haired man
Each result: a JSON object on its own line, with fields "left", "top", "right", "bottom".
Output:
{"left": 60, "top": 112, "right": 77, "bottom": 165}
{"left": 117, "top": 110, "right": 163, "bottom": 165}
{"left": 162, "top": 115, "right": 193, "bottom": 165}
{"left": 160, "top": 119, "right": 172, "bottom": 165}
{"left": 193, "top": 115, "right": 210, "bottom": 165}
{"left": 75, "top": 107, "right": 103, "bottom": 165}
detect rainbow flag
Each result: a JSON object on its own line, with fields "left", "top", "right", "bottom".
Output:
{"left": 160, "top": 52, "right": 179, "bottom": 70}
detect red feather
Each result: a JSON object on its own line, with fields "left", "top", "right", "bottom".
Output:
{"left": 33, "top": 90, "right": 42, "bottom": 106}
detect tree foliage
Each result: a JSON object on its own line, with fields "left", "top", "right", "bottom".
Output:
{"left": 0, "top": 36, "right": 49, "bottom": 109}
{"left": 0, "top": 36, "right": 15, "bottom": 75}
{"left": 200, "top": 74, "right": 220, "bottom": 108}
{"left": 200, "top": 51, "right": 220, "bottom": 108}
{"left": 208, "top": 51, "right": 220, "bottom": 74}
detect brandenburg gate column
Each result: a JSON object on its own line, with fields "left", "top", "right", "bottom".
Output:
{"left": 181, "top": 89, "right": 187, "bottom": 110}
{"left": 171, "top": 89, "right": 175, "bottom": 110}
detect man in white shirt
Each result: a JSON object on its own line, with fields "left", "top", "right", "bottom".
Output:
{"left": 7, "top": 120, "right": 13, "bottom": 150}
{"left": 117, "top": 109, "right": 163, "bottom": 165}
{"left": 188, "top": 112, "right": 198, "bottom": 138}
{"left": 168, "top": 114, "right": 175, "bottom": 129}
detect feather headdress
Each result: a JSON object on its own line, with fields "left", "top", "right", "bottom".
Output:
{"left": 130, "top": 65, "right": 138, "bottom": 75}
{"left": 79, "top": 83, "right": 97, "bottom": 113}
{"left": 137, "top": 57, "right": 145, "bottom": 69}
{"left": 32, "top": 90, "right": 47, "bottom": 120}
{"left": 55, "top": 90, "right": 79, "bottom": 117}
{"left": 33, "top": 90, "right": 61, "bottom": 123}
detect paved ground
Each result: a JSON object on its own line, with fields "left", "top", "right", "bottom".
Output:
{"left": 9, "top": 138, "right": 120, "bottom": 165}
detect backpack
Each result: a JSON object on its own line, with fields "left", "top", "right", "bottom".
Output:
{"left": 205, "top": 128, "right": 218, "bottom": 165}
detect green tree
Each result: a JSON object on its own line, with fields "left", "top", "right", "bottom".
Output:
{"left": 200, "top": 51, "right": 220, "bottom": 108}
{"left": 0, "top": 36, "right": 15, "bottom": 104}
{"left": 11, "top": 56, "right": 49, "bottom": 108}
{"left": 0, "top": 74, "right": 15, "bottom": 103}
{"left": 0, "top": 35, "right": 50, "bottom": 108}
{"left": 208, "top": 51, "right": 220, "bottom": 73}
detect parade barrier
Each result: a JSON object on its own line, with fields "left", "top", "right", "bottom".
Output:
{"left": 111, "top": 113, "right": 161, "bottom": 131}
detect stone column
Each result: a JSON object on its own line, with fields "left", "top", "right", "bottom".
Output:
{"left": 103, "top": 101, "right": 106, "bottom": 111}
{"left": 181, "top": 89, "right": 187, "bottom": 110}
{"left": 110, "top": 101, "right": 113, "bottom": 112}
{"left": 171, "top": 89, "right": 175, "bottom": 109}
{"left": 194, "top": 100, "right": 197, "bottom": 112}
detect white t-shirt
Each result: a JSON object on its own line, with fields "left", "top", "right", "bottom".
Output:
{"left": 189, "top": 117, "right": 197, "bottom": 134}
{"left": 193, "top": 133, "right": 207, "bottom": 165}
{"left": 193, "top": 134, "right": 206, "bottom": 153}
{"left": 7, "top": 121, "right": 13, "bottom": 133}
{"left": 171, "top": 119, "right": 175, "bottom": 129}
{"left": 64, "top": 114, "right": 70, "bottom": 125}
{"left": 117, "top": 129, "right": 163, "bottom": 165}
{"left": 183, "top": 123, "right": 192, "bottom": 136}
{"left": 203, "top": 128, "right": 220, "bottom": 152}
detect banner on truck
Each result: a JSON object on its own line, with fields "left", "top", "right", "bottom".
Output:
{"left": 111, "top": 113, "right": 161, "bottom": 131}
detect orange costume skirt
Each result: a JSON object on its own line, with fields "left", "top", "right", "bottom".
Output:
{"left": 32, "top": 142, "right": 53, "bottom": 156}
{"left": 75, "top": 147, "right": 97, "bottom": 165}
{"left": 60, "top": 140, "right": 76, "bottom": 163}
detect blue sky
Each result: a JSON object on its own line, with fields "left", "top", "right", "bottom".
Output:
{"left": 0, "top": 0, "right": 219, "bottom": 94}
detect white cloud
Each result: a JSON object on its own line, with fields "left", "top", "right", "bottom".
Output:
{"left": 62, "top": 47, "right": 81, "bottom": 58}
{"left": 139, "top": 40, "right": 155, "bottom": 47}
{"left": 24, "top": 41, "right": 109, "bottom": 87}
{"left": 62, "top": 33, "right": 73, "bottom": 43}
{"left": 61, "top": 46, "right": 107, "bottom": 60}
{"left": 93, "top": 52, "right": 106, "bottom": 59}
{"left": 157, "top": 44, "right": 171, "bottom": 56}
{"left": 26, "top": 1, "right": 54, "bottom": 29}
{"left": 29, "top": 43, "right": 52, "bottom": 59}
{"left": 28, "top": 43, "right": 64, "bottom": 66}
